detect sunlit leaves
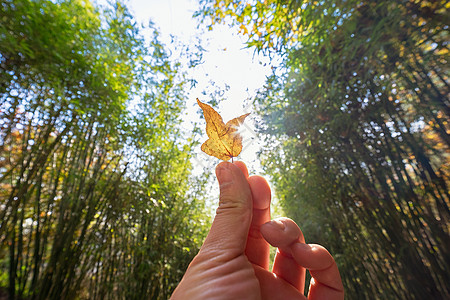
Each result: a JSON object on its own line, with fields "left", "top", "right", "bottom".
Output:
{"left": 0, "top": 1, "right": 207, "bottom": 299}
{"left": 197, "top": 98, "right": 249, "bottom": 161}
{"left": 199, "top": 0, "right": 450, "bottom": 299}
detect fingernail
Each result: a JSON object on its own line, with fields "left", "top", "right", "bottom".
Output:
{"left": 216, "top": 164, "right": 234, "bottom": 185}
{"left": 268, "top": 219, "right": 285, "bottom": 231}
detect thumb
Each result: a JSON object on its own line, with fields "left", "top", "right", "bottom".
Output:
{"left": 200, "top": 162, "right": 252, "bottom": 257}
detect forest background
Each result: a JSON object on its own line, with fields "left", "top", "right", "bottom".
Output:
{"left": 0, "top": 0, "right": 448, "bottom": 299}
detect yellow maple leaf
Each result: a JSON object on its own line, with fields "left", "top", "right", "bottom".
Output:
{"left": 197, "top": 98, "right": 250, "bottom": 161}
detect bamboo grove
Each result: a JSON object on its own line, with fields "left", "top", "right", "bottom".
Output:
{"left": 2, "top": 0, "right": 449, "bottom": 299}
{"left": 0, "top": 0, "right": 208, "bottom": 299}
{"left": 199, "top": 0, "right": 449, "bottom": 299}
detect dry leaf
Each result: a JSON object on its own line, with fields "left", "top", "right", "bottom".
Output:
{"left": 197, "top": 98, "right": 250, "bottom": 161}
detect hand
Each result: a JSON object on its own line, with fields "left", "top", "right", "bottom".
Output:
{"left": 171, "top": 161, "right": 344, "bottom": 299}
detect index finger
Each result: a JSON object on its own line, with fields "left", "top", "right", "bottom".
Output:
{"left": 245, "top": 175, "right": 272, "bottom": 269}
{"left": 233, "top": 161, "right": 249, "bottom": 178}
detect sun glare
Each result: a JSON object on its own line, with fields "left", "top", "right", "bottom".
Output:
{"left": 117, "top": 0, "right": 275, "bottom": 176}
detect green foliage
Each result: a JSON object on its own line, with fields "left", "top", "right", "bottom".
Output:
{"left": 200, "top": 0, "right": 449, "bottom": 299}
{"left": 0, "top": 0, "right": 208, "bottom": 299}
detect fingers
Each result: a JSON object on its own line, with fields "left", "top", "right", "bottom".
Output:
{"left": 233, "top": 161, "right": 249, "bottom": 178}
{"left": 261, "top": 218, "right": 306, "bottom": 292}
{"left": 291, "top": 243, "right": 344, "bottom": 299}
{"left": 200, "top": 162, "right": 252, "bottom": 259}
{"left": 245, "top": 175, "right": 271, "bottom": 269}
{"left": 262, "top": 218, "right": 344, "bottom": 299}
{"left": 253, "top": 265, "right": 306, "bottom": 300}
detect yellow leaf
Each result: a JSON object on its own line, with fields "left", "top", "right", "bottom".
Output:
{"left": 197, "top": 98, "right": 250, "bottom": 161}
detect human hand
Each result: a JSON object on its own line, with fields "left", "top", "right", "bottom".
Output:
{"left": 171, "top": 161, "right": 344, "bottom": 299}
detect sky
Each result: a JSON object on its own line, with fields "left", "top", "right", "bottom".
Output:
{"left": 123, "top": 0, "right": 275, "bottom": 175}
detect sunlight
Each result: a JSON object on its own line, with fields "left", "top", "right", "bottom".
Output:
{"left": 121, "top": 0, "right": 275, "bottom": 174}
